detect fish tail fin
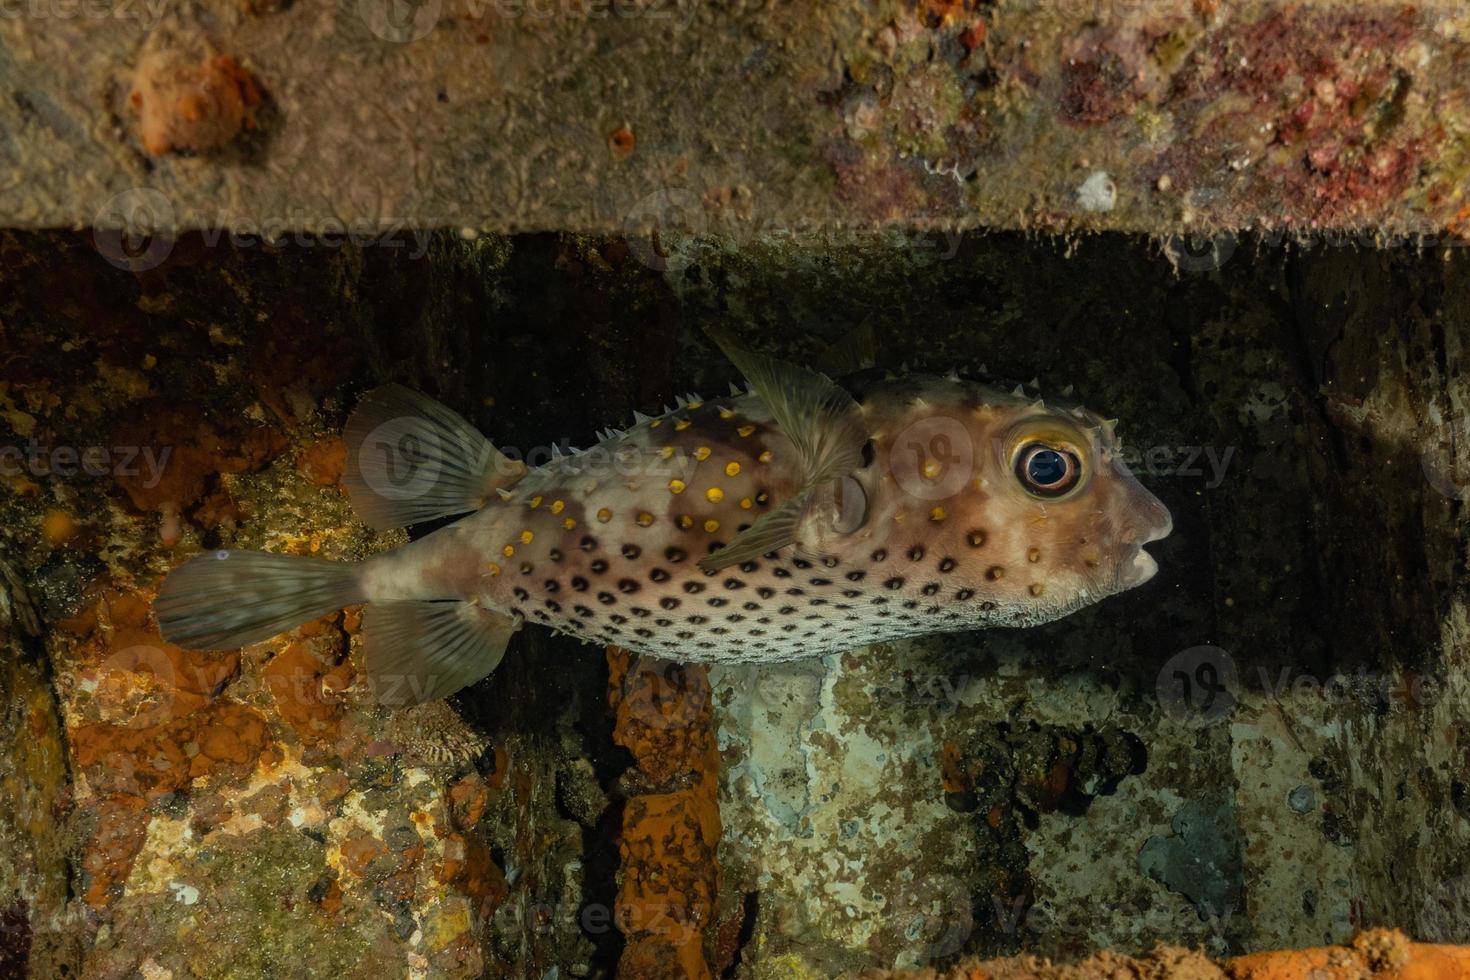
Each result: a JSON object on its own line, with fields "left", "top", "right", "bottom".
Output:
{"left": 155, "top": 550, "right": 367, "bottom": 650}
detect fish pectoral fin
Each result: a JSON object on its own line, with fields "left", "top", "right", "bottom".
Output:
{"left": 343, "top": 384, "right": 528, "bottom": 530}
{"left": 698, "top": 491, "right": 814, "bottom": 572}
{"left": 362, "top": 600, "right": 521, "bottom": 705}
{"left": 706, "top": 329, "right": 868, "bottom": 488}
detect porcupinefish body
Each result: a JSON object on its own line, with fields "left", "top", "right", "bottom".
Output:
{"left": 156, "top": 333, "right": 1171, "bottom": 704}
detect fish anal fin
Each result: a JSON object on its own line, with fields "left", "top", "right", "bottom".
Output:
{"left": 362, "top": 600, "right": 520, "bottom": 705}
{"left": 344, "top": 384, "right": 527, "bottom": 530}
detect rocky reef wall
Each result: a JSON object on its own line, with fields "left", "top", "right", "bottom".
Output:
{"left": 0, "top": 228, "right": 1467, "bottom": 977}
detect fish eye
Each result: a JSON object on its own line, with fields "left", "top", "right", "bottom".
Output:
{"left": 1015, "top": 442, "right": 1082, "bottom": 497}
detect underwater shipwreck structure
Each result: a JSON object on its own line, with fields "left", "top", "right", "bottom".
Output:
{"left": 3, "top": 0, "right": 1470, "bottom": 977}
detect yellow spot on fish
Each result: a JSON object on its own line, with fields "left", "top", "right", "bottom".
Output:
{"left": 674, "top": 418, "right": 692, "bottom": 431}
{"left": 650, "top": 419, "right": 662, "bottom": 428}
{"left": 530, "top": 495, "right": 543, "bottom": 508}
{"left": 679, "top": 515, "right": 694, "bottom": 528}
{"left": 520, "top": 530, "right": 534, "bottom": 544}
{"left": 737, "top": 425, "right": 755, "bottom": 438}
{"left": 930, "top": 506, "right": 947, "bottom": 522}
{"left": 694, "top": 446, "right": 711, "bottom": 461}
{"left": 706, "top": 487, "right": 724, "bottom": 503}
{"left": 637, "top": 511, "right": 655, "bottom": 526}
{"left": 486, "top": 562, "right": 501, "bottom": 576}
{"left": 758, "top": 450, "right": 772, "bottom": 463}
{"left": 922, "top": 460, "right": 942, "bottom": 479}
{"left": 563, "top": 517, "right": 577, "bottom": 530}
{"left": 719, "top": 408, "right": 735, "bottom": 419}
{"left": 597, "top": 507, "right": 612, "bottom": 523}
{"left": 986, "top": 566, "right": 1005, "bottom": 580}
{"left": 659, "top": 446, "right": 674, "bottom": 459}
{"left": 725, "top": 461, "right": 741, "bottom": 477}
{"left": 669, "top": 479, "right": 686, "bottom": 494}
{"left": 1029, "top": 583, "right": 1045, "bottom": 596}
{"left": 1027, "top": 547, "right": 1041, "bottom": 563}
{"left": 551, "top": 500, "right": 565, "bottom": 514}
{"left": 704, "top": 519, "right": 720, "bottom": 533}
{"left": 739, "top": 497, "right": 753, "bottom": 509}
{"left": 687, "top": 401, "right": 703, "bottom": 409}
{"left": 502, "top": 545, "right": 515, "bottom": 558}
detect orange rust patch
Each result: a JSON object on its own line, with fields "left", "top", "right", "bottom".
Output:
{"left": 72, "top": 701, "right": 272, "bottom": 800}
{"left": 130, "top": 52, "right": 262, "bottom": 156}
{"left": 448, "top": 774, "right": 490, "bottom": 831}
{"left": 262, "top": 626, "right": 353, "bottom": 745}
{"left": 297, "top": 436, "right": 347, "bottom": 487}
{"left": 82, "top": 794, "right": 150, "bottom": 910}
{"left": 111, "top": 401, "right": 285, "bottom": 515}
{"left": 607, "top": 647, "right": 721, "bottom": 980}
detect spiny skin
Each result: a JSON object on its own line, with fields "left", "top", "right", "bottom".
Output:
{"left": 360, "top": 378, "right": 1172, "bottom": 664}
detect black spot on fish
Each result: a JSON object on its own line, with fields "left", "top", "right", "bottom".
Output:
{"left": 707, "top": 542, "right": 724, "bottom": 555}
{"left": 885, "top": 577, "right": 904, "bottom": 590}
{"left": 908, "top": 546, "right": 924, "bottom": 562}
{"left": 549, "top": 549, "right": 563, "bottom": 562}
{"left": 871, "top": 549, "right": 887, "bottom": 562}
{"left": 611, "top": 614, "right": 628, "bottom": 624}
{"left": 635, "top": 628, "right": 653, "bottom": 638}
{"left": 726, "top": 614, "right": 745, "bottom": 623}
{"left": 956, "top": 588, "right": 975, "bottom": 600}
{"left": 742, "top": 601, "right": 759, "bottom": 611}
{"left": 677, "top": 630, "right": 694, "bottom": 639}
{"left": 591, "top": 559, "right": 608, "bottom": 573}
{"left": 902, "top": 600, "right": 919, "bottom": 610}
{"left": 544, "top": 579, "right": 561, "bottom": 593}
{"left": 756, "top": 587, "right": 776, "bottom": 599}
{"left": 580, "top": 536, "right": 598, "bottom": 551}
{"left": 513, "top": 587, "right": 529, "bottom": 600}
{"left": 938, "top": 557, "right": 956, "bottom": 573}
{"left": 571, "top": 576, "right": 589, "bottom": 592}
{"left": 846, "top": 570, "right": 865, "bottom": 582}
{"left": 666, "top": 546, "right": 687, "bottom": 563}
{"left": 683, "top": 581, "right": 705, "bottom": 594}
{"left": 842, "top": 589, "right": 861, "bottom": 598}
{"left": 650, "top": 568, "right": 670, "bottom": 583}
{"left": 711, "top": 627, "right": 729, "bottom": 635}
{"left": 724, "top": 578, "right": 744, "bottom": 590}
{"left": 660, "top": 597, "right": 680, "bottom": 610}
{"left": 773, "top": 568, "right": 791, "bottom": 579}
{"left": 779, "top": 606, "right": 796, "bottom": 615}
{"left": 786, "top": 588, "right": 805, "bottom": 596}
{"left": 545, "top": 599, "right": 561, "bottom": 612}
{"left": 655, "top": 618, "right": 672, "bottom": 627}
{"left": 708, "top": 597, "right": 728, "bottom": 608}
{"left": 574, "top": 605, "right": 593, "bottom": 617}
{"left": 792, "top": 558, "right": 811, "bottom": 570}
{"left": 922, "top": 583, "right": 940, "bottom": 596}
{"left": 967, "top": 530, "right": 986, "bottom": 547}
{"left": 810, "top": 578, "right": 831, "bottom": 586}
{"left": 688, "top": 615, "right": 708, "bottom": 625}
{"left": 631, "top": 607, "right": 650, "bottom": 618}
{"left": 739, "top": 561, "right": 759, "bottom": 573}
{"left": 597, "top": 592, "right": 616, "bottom": 605}
{"left": 618, "top": 579, "right": 640, "bottom": 594}
{"left": 622, "top": 544, "right": 642, "bottom": 559}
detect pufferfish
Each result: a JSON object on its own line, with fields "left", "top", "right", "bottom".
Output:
{"left": 155, "top": 332, "right": 1171, "bottom": 704}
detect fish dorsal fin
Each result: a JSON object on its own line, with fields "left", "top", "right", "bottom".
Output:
{"left": 343, "top": 384, "right": 527, "bottom": 530}
{"left": 815, "top": 321, "right": 878, "bottom": 376}
{"left": 698, "top": 330, "right": 868, "bottom": 572}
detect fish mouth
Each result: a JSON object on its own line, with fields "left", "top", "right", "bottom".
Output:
{"left": 1119, "top": 547, "right": 1159, "bottom": 588}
